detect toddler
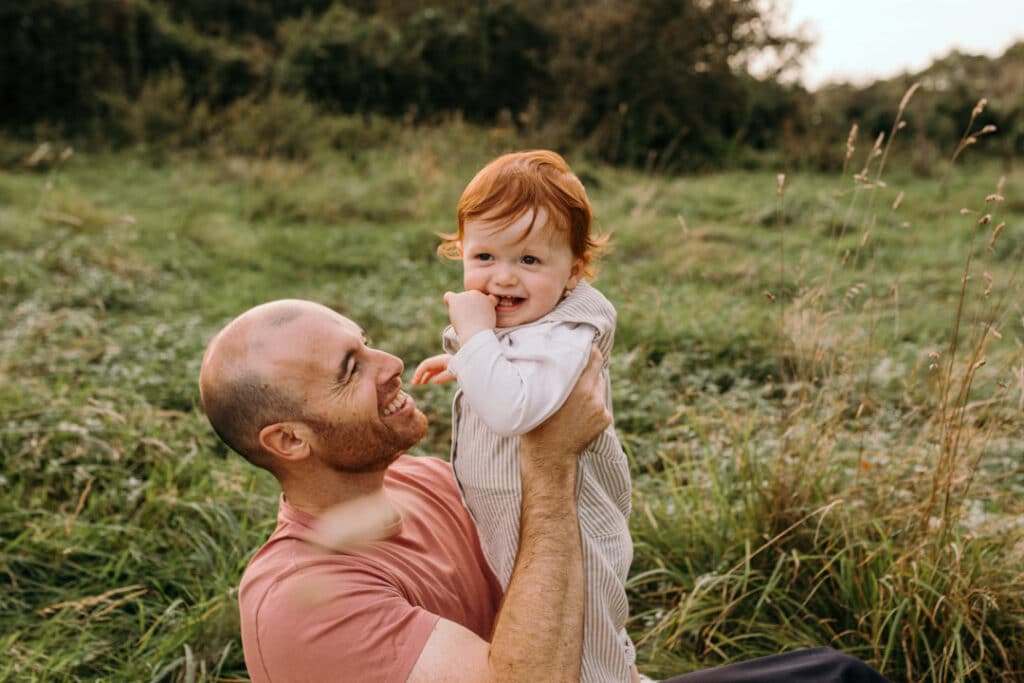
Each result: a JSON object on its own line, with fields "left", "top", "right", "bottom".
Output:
{"left": 413, "top": 150, "right": 635, "bottom": 682}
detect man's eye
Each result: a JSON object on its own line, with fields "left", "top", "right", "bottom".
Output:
{"left": 521, "top": 255, "right": 539, "bottom": 265}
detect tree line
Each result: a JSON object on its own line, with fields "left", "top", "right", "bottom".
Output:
{"left": 2, "top": 1, "right": 1020, "bottom": 169}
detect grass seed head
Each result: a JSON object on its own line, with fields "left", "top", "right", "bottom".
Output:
{"left": 898, "top": 82, "right": 922, "bottom": 115}
{"left": 987, "top": 222, "right": 1005, "bottom": 252}
{"left": 845, "top": 123, "right": 858, "bottom": 162}
{"left": 972, "top": 98, "right": 988, "bottom": 119}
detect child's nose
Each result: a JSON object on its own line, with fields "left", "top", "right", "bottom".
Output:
{"left": 493, "top": 264, "right": 518, "bottom": 286}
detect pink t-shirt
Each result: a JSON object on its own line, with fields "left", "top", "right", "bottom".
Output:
{"left": 239, "top": 455, "right": 503, "bottom": 683}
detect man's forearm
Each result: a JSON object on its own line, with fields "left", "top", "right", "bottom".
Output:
{"left": 487, "top": 456, "right": 584, "bottom": 682}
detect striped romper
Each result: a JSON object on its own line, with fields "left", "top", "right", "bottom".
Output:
{"left": 443, "top": 281, "right": 634, "bottom": 682}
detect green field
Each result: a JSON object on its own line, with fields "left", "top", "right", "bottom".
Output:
{"left": 2, "top": 125, "right": 1022, "bottom": 681}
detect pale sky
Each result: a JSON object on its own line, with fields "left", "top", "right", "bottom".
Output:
{"left": 784, "top": 0, "right": 1024, "bottom": 88}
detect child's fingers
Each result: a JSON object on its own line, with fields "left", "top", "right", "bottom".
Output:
{"left": 430, "top": 370, "right": 455, "bottom": 384}
{"left": 412, "top": 362, "right": 434, "bottom": 385}
{"left": 412, "top": 355, "right": 451, "bottom": 385}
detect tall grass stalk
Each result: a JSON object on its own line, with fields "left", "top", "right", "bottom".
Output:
{"left": 629, "top": 88, "right": 1024, "bottom": 681}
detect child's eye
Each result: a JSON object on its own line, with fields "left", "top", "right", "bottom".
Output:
{"left": 475, "top": 253, "right": 493, "bottom": 261}
{"left": 521, "top": 255, "right": 539, "bottom": 265}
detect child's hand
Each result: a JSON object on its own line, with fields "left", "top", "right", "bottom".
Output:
{"left": 412, "top": 354, "right": 455, "bottom": 385}
{"left": 445, "top": 290, "right": 497, "bottom": 343}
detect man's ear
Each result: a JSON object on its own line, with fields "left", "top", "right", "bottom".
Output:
{"left": 259, "top": 421, "right": 313, "bottom": 463}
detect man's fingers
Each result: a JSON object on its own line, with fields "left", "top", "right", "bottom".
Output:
{"left": 578, "top": 346, "right": 604, "bottom": 390}
{"left": 579, "top": 347, "right": 610, "bottom": 428}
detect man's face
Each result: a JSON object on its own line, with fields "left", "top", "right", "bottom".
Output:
{"left": 265, "top": 308, "right": 428, "bottom": 472}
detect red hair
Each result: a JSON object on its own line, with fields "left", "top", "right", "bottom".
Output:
{"left": 439, "top": 150, "right": 607, "bottom": 278}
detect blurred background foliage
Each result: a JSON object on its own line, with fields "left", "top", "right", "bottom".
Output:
{"left": 2, "top": 0, "right": 1022, "bottom": 170}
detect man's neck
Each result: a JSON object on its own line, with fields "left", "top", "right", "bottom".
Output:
{"left": 279, "top": 463, "right": 392, "bottom": 518}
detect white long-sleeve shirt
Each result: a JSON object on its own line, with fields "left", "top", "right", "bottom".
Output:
{"left": 447, "top": 318, "right": 594, "bottom": 436}
{"left": 442, "top": 281, "right": 635, "bottom": 683}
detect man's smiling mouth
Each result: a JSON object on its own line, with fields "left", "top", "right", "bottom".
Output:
{"left": 382, "top": 391, "right": 409, "bottom": 417}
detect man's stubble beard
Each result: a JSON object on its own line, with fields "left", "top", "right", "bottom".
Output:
{"left": 307, "top": 412, "right": 426, "bottom": 474}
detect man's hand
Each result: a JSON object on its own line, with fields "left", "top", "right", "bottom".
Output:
{"left": 445, "top": 290, "right": 497, "bottom": 344}
{"left": 412, "top": 354, "right": 455, "bottom": 385}
{"left": 520, "top": 346, "right": 610, "bottom": 476}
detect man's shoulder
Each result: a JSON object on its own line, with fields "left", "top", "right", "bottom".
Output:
{"left": 238, "top": 526, "right": 439, "bottom": 683}
{"left": 391, "top": 453, "right": 451, "bottom": 474}
{"left": 388, "top": 454, "right": 455, "bottom": 489}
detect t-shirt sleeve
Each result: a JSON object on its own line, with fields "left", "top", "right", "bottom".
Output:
{"left": 251, "top": 563, "right": 439, "bottom": 683}
{"left": 447, "top": 321, "right": 596, "bottom": 436}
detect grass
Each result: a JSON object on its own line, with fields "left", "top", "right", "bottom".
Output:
{"left": 1, "top": 106, "right": 1022, "bottom": 681}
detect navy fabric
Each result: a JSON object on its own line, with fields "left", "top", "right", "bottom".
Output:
{"left": 660, "top": 647, "right": 891, "bottom": 683}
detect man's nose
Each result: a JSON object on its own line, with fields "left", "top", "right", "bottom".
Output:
{"left": 372, "top": 349, "right": 404, "bottom": 381}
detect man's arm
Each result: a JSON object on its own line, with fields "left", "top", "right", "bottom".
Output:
{"left": 407, "top": 347, "right": 610, "bottom": 683}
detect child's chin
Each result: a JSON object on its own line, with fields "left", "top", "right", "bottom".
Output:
{"left": 495, "top": 315, "right": 523, "bottom": 329}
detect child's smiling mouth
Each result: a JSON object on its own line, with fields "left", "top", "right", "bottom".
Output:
{"left": 495, "top": 296, "right": 525, "bottom": 309}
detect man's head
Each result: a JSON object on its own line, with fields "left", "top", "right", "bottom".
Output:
{"left": 199, "top": 300, "right": 427, "bottom": 478}
{"left": 439, "top": 150, "right": 607, "bottom": 279}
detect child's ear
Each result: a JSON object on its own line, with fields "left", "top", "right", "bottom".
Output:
{"left": 566, "top": 258, "right": 584, "bottom": 290}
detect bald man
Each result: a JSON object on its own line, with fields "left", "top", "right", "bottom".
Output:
{"left": 200, "top": 300, "right": 890, "bottom": 683}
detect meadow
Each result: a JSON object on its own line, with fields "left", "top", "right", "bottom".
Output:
{"left": 1, "top": 110, "right": 1022, "bottom": 681}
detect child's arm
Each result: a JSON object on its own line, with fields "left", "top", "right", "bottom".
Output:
{"left": 448, "top": 321, "right": 597, "bottom": 437}
{"left": 412, "top": 290, "right": 497, "bottom": 386}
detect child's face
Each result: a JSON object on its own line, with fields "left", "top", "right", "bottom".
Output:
{"left": 460, "top": 209, "right": 582, "bottom": 329}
